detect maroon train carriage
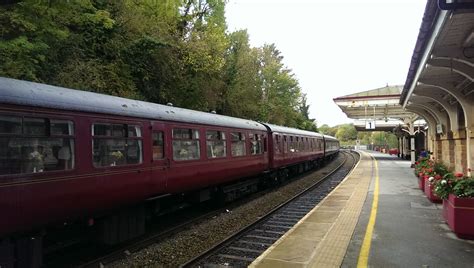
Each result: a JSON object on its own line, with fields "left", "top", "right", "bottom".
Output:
{"left": 262, "top": 123, "right": 325, "bottom": 175}
{"left": 323, "top": 134, "right": 340, "bottom": 159}
{"left": 0, "top": 77, "right": 339, "bottom": 266}
{"left": 0, "top": 77, "right": 269, "bottom": 243}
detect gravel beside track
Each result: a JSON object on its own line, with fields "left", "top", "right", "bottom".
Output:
{"left": 108, "top": 151, "right": 355, "bottom": 267}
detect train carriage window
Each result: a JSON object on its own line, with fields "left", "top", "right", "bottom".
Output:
{"left": 152, "top": 132, "right": 164, "bottom": 160}
{"left": 230, "top": 132, "right": 246, "bottom": 157}
{"left": 0, "top": 115, "right": 22, "bottom": 134}
{"left": 172, "top": 128, "right": 200, "bottom": 161}
{"left": 250, "top": 133, "right": 263, "bottom": 155}
{"left": 0, "top": 116, "right": 75, "bottom": 175}
{"left": 274, "top": 135, "right": 281, "bottom": 153}
{"left": 206, "top": 130, "right": 226, "bottom": 158}
{"left": 51, "top": 120, "right": 74, "bottom": 136}
{"left": 93, "top": 124, "right": 110, "bottom": 136}
{"left": 23, "top": 118, "right": 47, "bottom": 136}
{"left": 92, "top": 123, "right": 143, "bottom": 167}
{"left": 289, "top": 136, "right": 295, "bottom": 153}
{"left": 128, "top": 125, "right": 142, "bottom": 137}
{"left": 283, "top": 135, "right": 288, "bottom": 153}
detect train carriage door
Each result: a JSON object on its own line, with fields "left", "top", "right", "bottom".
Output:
{"left": 150, "top": 122, "right": 168, "bottom": 192}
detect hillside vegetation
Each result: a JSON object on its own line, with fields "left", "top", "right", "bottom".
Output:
{"left": 0, "top": 0, "right": 316, "bottom": 131}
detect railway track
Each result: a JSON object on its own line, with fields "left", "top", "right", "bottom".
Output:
{"left": 47, "top": 152, "right": 355, "bottom": 267}
{"left": 181, "top": 150, "right": 358, "bottom": 267}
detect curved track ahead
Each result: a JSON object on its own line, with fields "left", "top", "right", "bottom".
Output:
{"left": 182, "top": 151, "right": 359, "bottom": 267}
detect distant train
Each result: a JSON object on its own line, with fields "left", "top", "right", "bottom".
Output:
{"left": 0, "top": 77, "right": 339, "bottom": 265}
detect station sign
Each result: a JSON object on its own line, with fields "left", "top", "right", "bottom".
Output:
{"left": 365, "top": 120, "right": 376, "bottom": 130}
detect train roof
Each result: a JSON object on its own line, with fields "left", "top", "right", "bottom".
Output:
{"left": 0, "top": 77, "right": 266, "bottom": 131}
{"left": 262, "top": 123, "right": 323, "bottom": 138}
{"left": 323, "top": 135, "right": 338, "bottom": 141}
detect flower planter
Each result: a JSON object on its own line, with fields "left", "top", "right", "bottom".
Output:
{"left": 442, "top": 199, "right": 448, "bottom": 221}
{"left": 418, "top": 176, "right": 427, "bottom": 191}
{"left": 444, "top": 194, "right": 474, "bottom": 239}
{"left": 424, "top": 179, "right": 441, "bottom": 203}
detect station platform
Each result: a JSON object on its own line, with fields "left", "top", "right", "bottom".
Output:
{"left": 250, "top": 151, "right": 474, "bottom": 267}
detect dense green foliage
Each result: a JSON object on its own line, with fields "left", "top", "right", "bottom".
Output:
{"left": 358, "top": 131, "right": 398, "bottom": 148}
{"left": 0, "top": 0, "right": 316, "bottom": 131}
{"left": 319, "top": 124, "right": 399, "bottom": 148}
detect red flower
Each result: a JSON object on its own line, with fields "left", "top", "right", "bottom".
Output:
{"left": 455, "top": 172, "right": 464, "bottom": 178}
{"left": 434, "top": 174, "right": 442, "bottom": 180}
{"left": 415, "top": 161, "right": 419, "bottom": 165}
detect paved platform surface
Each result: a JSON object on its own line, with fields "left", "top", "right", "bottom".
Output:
{"left": 250, "top": 151, "right": 474, "bottom": 267}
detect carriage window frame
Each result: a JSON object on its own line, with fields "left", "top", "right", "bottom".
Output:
{"left": 92, "top": 123, "right": 143, "bottom": 168}
{"left": 230, "top": 131, "right": 246, "bottom": 157}
{"left": 152, "top": 131, "right": 164, "bottom": 160}
{"left": 274, "top": 134, "right": 281, "bottom": 154}
{"left": 249, "top": 133, "right": 263, "bottom": 155}
{"left": 172, "top": 128, "right": 200, "bottom": 161}
{"left": 0, "top": 114, "right": 76, "bottom": 176}
{"left": 206, "top": 130, "right": 226, "bottom": 159}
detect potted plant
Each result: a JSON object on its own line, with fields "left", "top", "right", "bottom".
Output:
{"left": 424, "top": 162, "right": 448, "bottom": 203}
{"left": 426, "top": 175, "right": 442, "bottom": 203}
{"left": 414, "top": 157, "right": 433, "bottom": 191}
{"left": 435, "top": 172, "right": 474, "bottom": 239}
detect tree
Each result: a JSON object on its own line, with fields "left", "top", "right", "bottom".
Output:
{"left": 357, "top": 132, "right": 371, "bottom": 144}
{"left": 318, "top": 124, "right": 337, "bottom": 136}
{"left": 0, "top": 0, "right": 320, "bottom": 132}
{"left": 335, "top": 124, "right": 358, "bottom": 142}
{"left": 222, "top": 30, "right": 262, "bottom": 119}
{"left": 370, "top": 131, "right": 398, "bottom": 148}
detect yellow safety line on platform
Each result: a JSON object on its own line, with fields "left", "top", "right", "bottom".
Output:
{"left": 357, "top": 154, "right": 379, "bottom": 268}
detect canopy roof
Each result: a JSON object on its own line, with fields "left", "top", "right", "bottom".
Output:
{"left": 334, "top": 85, "right": 418, "bottom": 129}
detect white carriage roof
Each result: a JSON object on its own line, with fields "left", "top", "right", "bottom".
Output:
{"left": 262, "top": 123, "right": 324, "bottom": 138}
{"left": 0, "top": 77, "right": 266, "bottom": 131}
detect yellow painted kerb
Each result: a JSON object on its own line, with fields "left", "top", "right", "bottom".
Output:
{"left": 357, "top": 154, "right": 379, "bottom": 268}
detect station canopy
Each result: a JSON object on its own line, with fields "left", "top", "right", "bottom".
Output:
{"left": 333, "top": 85, "right": 424, "bottom": 131}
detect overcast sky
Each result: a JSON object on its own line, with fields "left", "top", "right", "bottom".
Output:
{"left": 225, "top": 0, "right": 427, "bottom": 127}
